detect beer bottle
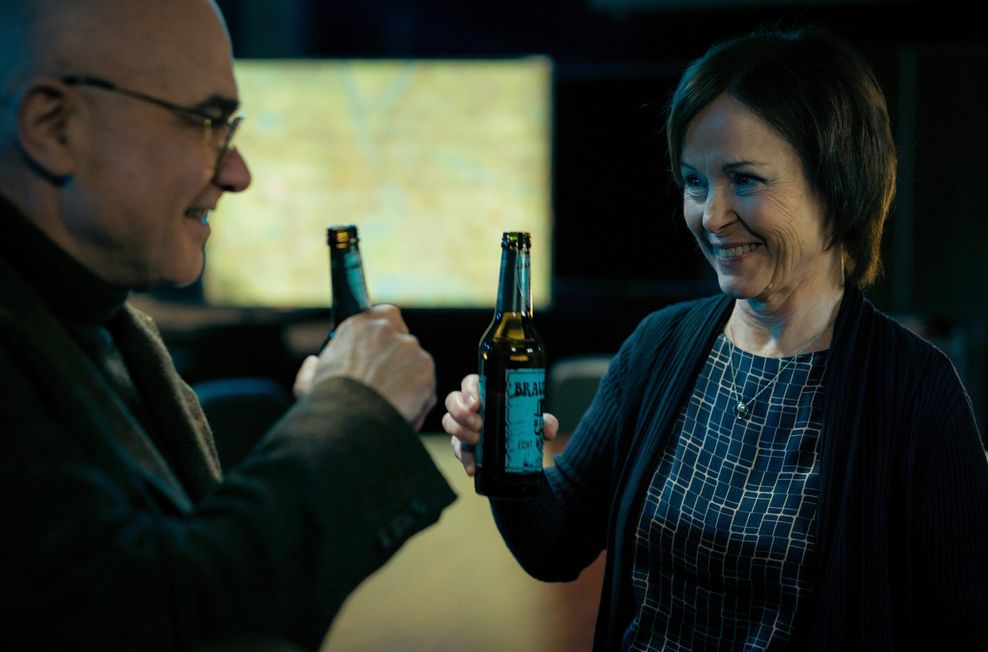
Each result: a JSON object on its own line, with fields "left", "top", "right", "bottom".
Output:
{"left": 326, "top": 225, "right": 371, "bottom": 340}
{"left": 475, "top": 231, "right": 545, "bottom": 498}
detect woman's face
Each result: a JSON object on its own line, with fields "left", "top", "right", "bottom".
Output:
{"left": 680, "top": 93, "right": 842, "bottom": 307}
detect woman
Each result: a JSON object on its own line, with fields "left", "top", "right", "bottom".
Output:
{"left": 443, "top": 27, "right": 988, "bottom": 650}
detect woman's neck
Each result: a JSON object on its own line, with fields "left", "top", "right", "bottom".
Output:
{"left": 727, "top": 283, "right": 844, "bottom": 358}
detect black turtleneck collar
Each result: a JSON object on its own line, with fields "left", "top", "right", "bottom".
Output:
{"left": 0, "top": 192, "right": 130, "bottom": 326}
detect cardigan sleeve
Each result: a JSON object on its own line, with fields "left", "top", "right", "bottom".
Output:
{"left": 911, "top": 358, "right": 988, "bottom": 648}
{"left": 0, "top": 343, "right": 456, "bottom": 651}
{"left": 488, "top": 313, "right": 657, "bottom": 582}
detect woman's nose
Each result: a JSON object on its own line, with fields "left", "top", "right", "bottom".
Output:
{"left": 702, "top": 186, "right": 737, "bottom": 233}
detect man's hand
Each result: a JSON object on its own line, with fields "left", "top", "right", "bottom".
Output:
{"left": 293, "top": 305, "right": 436, "bottom": 430}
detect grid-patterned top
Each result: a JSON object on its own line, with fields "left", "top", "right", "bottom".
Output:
{"left": 624, "top": 333, "right": 828, "bottom": 651}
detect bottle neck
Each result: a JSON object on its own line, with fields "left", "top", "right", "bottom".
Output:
{"left": 330, "top": 244, "right": 370, "bottom": 323}
{"left": 495, "top": 245, "right": 533, "bottom": 317}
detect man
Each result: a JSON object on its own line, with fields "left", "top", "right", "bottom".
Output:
{"left": 0, "top": 0, "right": 456, "bottom": 649}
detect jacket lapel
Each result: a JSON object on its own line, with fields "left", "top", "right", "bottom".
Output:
{"left": 113, "top": 305, "right": 222, "bottom": 500}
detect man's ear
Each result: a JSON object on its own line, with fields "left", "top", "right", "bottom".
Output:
{"left": 16, "top": 79, "right": 76, "bottom": 183}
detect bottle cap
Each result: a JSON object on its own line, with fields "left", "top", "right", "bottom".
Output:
{"left": 327, "top": 224, "right": 359, "bottom": 246}
{"left": 501, "top": 231, "right": 531, "bottom": 249}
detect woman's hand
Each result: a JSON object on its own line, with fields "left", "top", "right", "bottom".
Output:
{"left": 442, "top": 373, "right": 559, "bottom": 476}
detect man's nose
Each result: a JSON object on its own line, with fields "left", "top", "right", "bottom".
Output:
{"left": 214, "top": 147, "right": 251, "bottom": 193}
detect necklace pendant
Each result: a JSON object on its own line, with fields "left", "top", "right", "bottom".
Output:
{"left": 736, "top": 401, "right": 749, "bottom": 419}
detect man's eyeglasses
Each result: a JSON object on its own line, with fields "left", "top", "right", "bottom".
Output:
{"left": 61, "top": 75, "right": 243, "bottom": 172}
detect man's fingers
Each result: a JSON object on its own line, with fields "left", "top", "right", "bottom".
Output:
{"left": 366, "top": 304, "right": 409, "bottom": 334}
{"left": 412, "top": 392, "right": 437, "bottom": 431}
{"left": 293, "top": 355, "right": 319, "bottom": 397}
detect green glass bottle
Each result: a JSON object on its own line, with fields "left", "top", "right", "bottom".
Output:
{"left": 475, "top": 232, "right": 546, "bottom": 498}
{"left": 326, "top": 225, "right": 371, "bottom": 340}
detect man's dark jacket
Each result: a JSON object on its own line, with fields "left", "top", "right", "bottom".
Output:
{"left": 0, "top": 195, "right": 456, "bottom": 650}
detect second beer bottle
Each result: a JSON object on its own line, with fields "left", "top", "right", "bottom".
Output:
{"left": 326, "top": 224, "right": 371, "bottom": 341}
{"left": 475, "top": 231, "right": 546, "bottom": 498}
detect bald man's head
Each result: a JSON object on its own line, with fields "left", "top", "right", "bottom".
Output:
{"left": 0, "top": 0, "right": 251, "bottom": 289}
{"left": 0, "top": 0, "right": 233, "bottom": 129}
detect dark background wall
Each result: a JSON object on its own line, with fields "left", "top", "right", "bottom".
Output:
{"left": 146, "top": 0, "right": 988, "bottom": 438}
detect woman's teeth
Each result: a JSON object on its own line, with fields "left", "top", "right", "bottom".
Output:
{"left": 715, "top": 243, "right": 759, "bottom": 258}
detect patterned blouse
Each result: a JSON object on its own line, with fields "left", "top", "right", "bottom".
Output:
{"left": 624, "top": 334, "right": 828, "bottom": 650}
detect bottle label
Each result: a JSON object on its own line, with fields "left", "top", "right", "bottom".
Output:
{"left": 504, "top": 368, "right": 544, "bottom": 473}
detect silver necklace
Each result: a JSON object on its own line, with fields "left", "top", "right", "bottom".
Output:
{"left": 725, "top": 321, "right": 829, "bottom": 420}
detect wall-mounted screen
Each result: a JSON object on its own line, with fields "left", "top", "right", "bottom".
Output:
{"left": 202, "top": 57, "right": 553, "bottom": 309}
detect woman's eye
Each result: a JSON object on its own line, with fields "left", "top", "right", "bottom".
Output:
{"left": 733, "top": 173, "right": 759, "bottom": 188}
{"left": 683, "top": 175, "right": 706, "bottom": 193}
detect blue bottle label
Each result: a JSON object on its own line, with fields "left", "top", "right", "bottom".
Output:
{"left": 504, "top": 368, "right": 544, "bottom": 473}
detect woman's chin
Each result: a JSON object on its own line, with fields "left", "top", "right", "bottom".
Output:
{"left": 717, "top": 278, "right": 755, "bottom": 300}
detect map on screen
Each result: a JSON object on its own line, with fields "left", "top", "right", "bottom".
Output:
{"left": 202, "top": 57, "right": 553, "bottom": 309}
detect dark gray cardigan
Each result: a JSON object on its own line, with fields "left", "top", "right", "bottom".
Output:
{"left": 493, "top": 289, "right": 987, "bottom": 650}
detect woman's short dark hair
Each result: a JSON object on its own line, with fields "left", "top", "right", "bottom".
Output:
{"left": 666, "top": 27, "right": 896, "bottom": 288}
